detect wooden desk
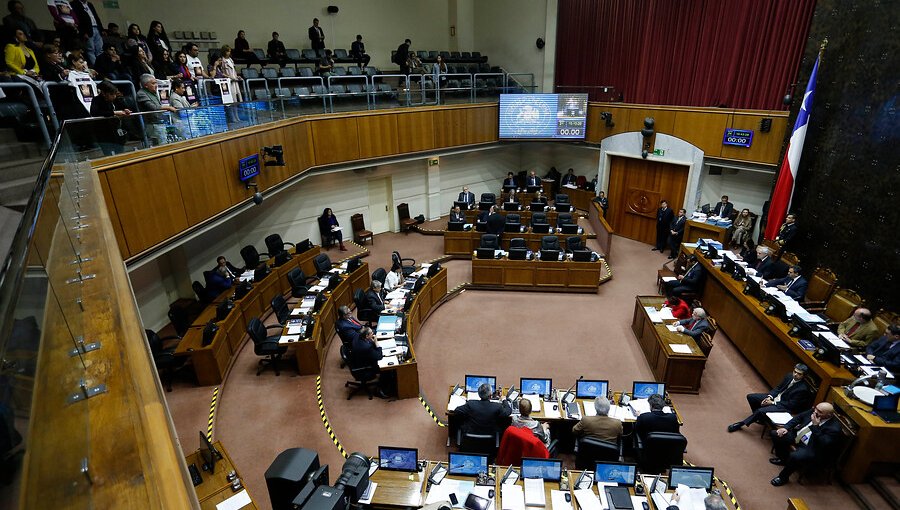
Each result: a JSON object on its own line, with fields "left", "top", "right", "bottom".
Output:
{"left": 471, "top": 257, "right": 601, "bottom": 293}
{"left": 829, "top": 387, "right": 900, "bottom": 483}
{"left": 369, "top": 464, "right": 427, "bottom": 508}
{"left": 175, "top": 247, "right": 322, "bottom": 385}
{"left": 683, "top": 220, "right": 728, "bottom": 245}
{"left": 561, "top": 187, "right": 595, "bottom": 211}
{"left": 463, "top": 208, "right": 559, "bottom": 226}
{"left": 185, "top": 440, "right": 258, "bottom": 510}
{"left": 631, "top": 296, "right": 707, "bottom": 394}
{"left": 695, "top": 255, "right": 854, "bottom": 403}
{"left": 445, "top": 230, "right": 591, "bottom": 258}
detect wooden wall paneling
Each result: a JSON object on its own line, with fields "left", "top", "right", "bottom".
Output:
{"left": 396, "top": 110, "right": 435, "bottom": 153}
{"left": 627, "top": 108, "right": 677, "bottom": 140}
{"left": 721, "top": 112, "right": 788, "bottom": 165}
{"left": 672, "top": 111, "right": 730, "bottom": 155}
{"left": 97, "top": 172, "right": 129, "bottom": 258}
{"left": 171, "top": 143, "right": 234, "bottom": 226}
{"left": 219, "top": 133, "right": 262, "bottom": 205}
{"left": 433, "top": 108, "right": 468, "bottom": 148}
{"left": 311, "top": 117, "right": 360, "bottom": 165}
{"left": 103, "top": 157, "right": 188, "bottom": 255}
{"left": 606, "top": 156, "right": 688, "bottom": 244}
{"left": 357, "top": 114, "right": 400, "bottom": 159}
{"left": 465, "top": 105, "right": 499, "bottom": 144}
{"left": 255, "top": 127, "right": 291, "bottom": 191}
{"left": 283, "top": 120, "right": 314, "bottom": 173}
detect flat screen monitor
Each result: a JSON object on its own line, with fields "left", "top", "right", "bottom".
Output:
{"left": 668, "top": 466, "right": 714, "bottom": 490}
{"left": 508, "top": 248, "right": 528, "bottom": 260}
{"left": 475, "top": 221, "right": 487, "bottom": 232}
{"left": 201, "top": 320, "right": 217, "bottom": 347}
{"left": 465, "top": 375, "right": 496, "bottom": 393}
{"left": 448, "top": 453, "right": 489, "bottom": 476}
{"left": 478, "top": 202, "right": 493, "bottom": 211}
{"left": 253, "top": 263, "right": 269, "bottom": 282}
{"left": 704, "top": 245, "right": 719, "bottom": 260}
{"left": 526, "top": 186, "right": 541, "bottom": 193}
{"left": 555, "top": 203, "right": 572, "bottom": 213}
{"left": 520, "top": 378, "right": 552, "bottom": 395}
{"left": 503, "top": 202, "right": 520, "bottom": 211}
{"left": 561, "top": 224, "right": 579, "bottom": 235}
{"left": 412, "top": 276, "right": 426, "bottom": 294}
{"left": 521, "top": 457, "right": 562, "bottom": 482}
{"left": 632, "top": 381, "right": 666, "bottom": 399}
{"left": 476, "top": 248, "right": 496, "bottom": 259}
{"left": 313, "top": 292, "right": 328, "bottom": 313}
{"left": 215, "top": 299, "right": 233, "bottom": 321}
{"left": 572, "top": 249, "right": 593, "bottom": 262}
{"left": 576, "top": 380, "right": 609, "bottom": 399}
{"left": 378, "top": 446, "right": 418, "bottom": 472}
{"left": 734, "top": 263, "right": 747, "bottom": 281}
{"left": 454, "top": 201, "right": 470, "bottom": 210}
{"left": 743, "top": 277, "right": 763, "bottom": 300}
{"left": 873, "top": 392, "right": 900, "bottom": 412}
{"left": 721, "top": 256, "right": 736, "bottom": 275}
{"left": 532, "top": 223, "right": 551, "bottom": 234}
{"left": 427, "top": 263, "right": 441, "bottom": 278}
{"left": 594, "top": 462, "right": 637, "bottom": 487}
{"left": 529, "top": 202, "right": 546, "bottom": 212}
{"left": 238, "top": 153, "right": 260, "bottom": 182}
{"left": 789, "top": 314, "right": 815, "bottom": 339}
{"left": 448, "top": 221, "right": 464, "bottom": 231}
{"left": 764, "top": 295, "right": 789, "bottom": 322}
{"left": 499, "top": 93, "right": 588, "bottom": 140}
{"left": 346, "top": 256, "right": 361, "bottom": 273}
{"left": 504, "top": 222, "right": 521, "bottom": 233}
{"left": 199, "top": 431, "right": 219, "bottom": 473}
{"left": 296, "top": 239, "right": 312, "bottom": 253}
{"left": 812, "top": 333, "right": 843, "bottom": 365}
{"left": 540, "top": 249, "right": 560, "bottom": 261}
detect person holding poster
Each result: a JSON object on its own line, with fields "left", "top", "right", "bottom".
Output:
{"left": 136, "top": 73, "right": 176, "bottom": 146}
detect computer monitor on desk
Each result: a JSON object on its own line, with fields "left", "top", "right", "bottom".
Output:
{"left": 743, "top": 277, "right": 763, "bottom": 300}
{"left": 454, "top": 201, "right": 470, "bottom": 210}
{"left": 576, "top": 379, "right": 609, "bottom": 399}
{"left": 378, "top": 446, "right": 418, "bottom": 472}
{"left": 733, "top": 263, "right": 747, "bottom": 281}
{"left": 529, "top": 202, "right": 545, "bottom": 212}
{"left": 668, "top": 466, "right": 714, "bottom": 490}
{"left": 539, "top": 249, "right": 560, "bottom": 261}
{"left": 572, "top": 249, "right": 593, "bottom": 262}
{"left": 465, "top": 375, "right": 496, "bottom": 393}
{"left": 521, "top": 458, "right": 562, "bottom": 481}
{"left": 520, "top": 378, "right": 552, "bottom": 395}
{"left": 560, "top": 224, "right": 579, "bottom": 235}
{"left": 720, "top": 256, "right": 736, "bottom": 275}
{"left": 633, "top": 381, "right": 666, "bottom": 399}
{"left": 296, "top": 238, "right": 312, "bottom": 253}
{"left": 448, "top": 221, "right": 464, "bottom": 231}
{"left": 476, "top": 248, "right": 497, "bottom": 259}
{"left": 508, "top": 248, "right": 529, "bottom": 260}
{"left": 526, "top": 185, "right": 541, "bottom": 193}
{"left": 503, "top": 202, "right": 520, "bottom": 211}
{"left": 532, "top": 223, "right": 551, "bottom": 234}
{"left": 812, "top": 333, "right": 843, "bottom": 365}
{"left": 448, "top": 453, "right": 489, "bottom": 476}
{"left": 505, "top": 222, "right": 522, "bottom": 233}
{"left": 763, "top": 295, "right": 789, "bottom": 322}
{"left": 594, "top": 462, "right": 637, "bottom": 486}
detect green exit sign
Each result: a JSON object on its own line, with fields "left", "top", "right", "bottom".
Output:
{"left": 428, "top": 157, "right": 439, "bottom": 166}
{"left": 653, "top": 148, "right": 666, "bottom": 156}
{"left": 103, "top": 0, "right": 119, "bottom": 7}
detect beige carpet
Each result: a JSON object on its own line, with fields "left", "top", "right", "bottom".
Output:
{"left": 163, "top": 224, "right": 858, "bottom": 510}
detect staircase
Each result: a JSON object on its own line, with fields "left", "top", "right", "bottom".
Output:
{"left": 0, "top": 126, "right": 48, "bottom": 263}
{"left": 846, "top": 475, "right": 900, "bottom": 509}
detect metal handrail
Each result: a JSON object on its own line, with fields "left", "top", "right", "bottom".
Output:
{"left": 275, "top": 75, "right": 327, "bottom": 112}
{"left": 472, "top": 73, "right": 505, "bottom": 100}
{"left": 372, "top": 74, "right": 411, "bottom": 108}
{"left": 327, "top": 75, "right": 371, "bottom": 110}
{"left": 0, "top": 82, "right": 52, "bottom": 148}
{"left": 505, "top": 73, "right": 537, "bottom": 94}
{"left": 437, "top": 73, "right": 473, "bottom": 104}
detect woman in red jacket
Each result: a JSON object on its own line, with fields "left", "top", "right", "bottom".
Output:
{"left": 664, "top": 295, "right": 691, "bottom": 320}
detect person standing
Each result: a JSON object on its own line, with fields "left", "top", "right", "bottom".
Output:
{"left": 350, "top": 34, "right": 370, "bottom": 68}
{"left": 774, "top": 213, "right": 798, "bottom": 248}
{"left": 667, "top": 208, "right": 687, "bottom": 259}
{"left": 653, "top": 200, "right": 674, "bottom": 252}
{"left": 136, "top": 73, "right": 176, "bottom": 146}
{"left": 395, "top": 38, "right": 410, "bottom": 74}
{"left": 308, "top": 18, "right": 324, "bottom": 50}
{"left": 3, "top": 1, "right": 42, "bottom": 50}
{"left": 71, "top": 0, "right": 102, "bottom": 65}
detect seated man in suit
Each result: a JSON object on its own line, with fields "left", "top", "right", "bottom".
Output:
{"left": 728, "top": 364, "right": 812, "bottom": 432}
{"left": 504, "top": 189, "right": 520, "bottom": 206}
{"left": 765, "top": 265, "right": 808, "bottom": 300}
{"left": 666, "top": 208, "right": 687, "bottom": 259}
{"left": 712, "top": 195, "right": 734, "bottom": 218}
{"left": 747, "top": 245, "right": 778, "bottom": 279}
{"left": 366, "top": 280, "right": 386, "bottom": 314}
{"left": 449, "top": 205, "right": 465, "bottom": 223}
{"left": 454, "top": 383, "right": 512, "bottom": 437}
{"left": 349, "top": 326, "right": 389, "bottom": 398}
{"left": 213, "top": 255, "right": 240, "bottom": 280}
{"left": 775, "top": 213, "right": 798, "bottom": 248}
{"left": 634, "top": 394, "right": 679, "bottom": 441}
{"left": 572, "top": 396, "right": 622, "bottom": 443}
{"left": 525, "top": 170, "right": 541, "bottom": 189}
{"left": 838, "top": 308, "right": 880, "bottom": 349}
{"left": 561, "top": 168, "right": 577, "bottom": 186}
{"left": 204, "top": 268, "right": 234, "bottom": 296}
{"left": 865, "top": 324, "right": 900, "bottom": 373}
{"left": 502, "top": 171, "right": 517, "bottom": 190}
{"left": 674, "top": 307, "right": 710, "bottom": 340}
{"left": 486, "top": 205, "right": 506, "bottom": 235}
{"left": 664, "top": 256, "right": 704, "bottom": 298}
{"left": 458, "top": 186, "right": 476, "bottom": 209}
{"left": 336, "top": 305, "right": 363, "bottom": 344}
{"left": 511, "top": 398, "right": 551, "bottom": 448}
{"left": 769, "top": 402, "right": 842, "bottom": 486}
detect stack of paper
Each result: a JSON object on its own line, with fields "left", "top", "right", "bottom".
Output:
{"left": 817, "top": 331, "right": 850, "bottom": 349}
{"left": 658, "top": 307, "right": 676, "bottom": 320}
{"left": 766, "top": 412, "right": 794, "bottom": 426}
{"left": 215, "top": 489, "right": 252, "bottom": 510}
{"left": 523, "top": 478, "right": 545, "bottom": 507}
{"left": 278, "top": 334, "right": 300, "bottom": 344}
{"left": 357, "top": 482, "right": 378, "bottom": 505}
{"left": 472, "top": 486, "right": 495, "bottom": 510}
{"left": 573, "top": 489, "right": 602, "bottom": 510}
{"left": 670, "top": 343, "right": 693, "bottom": 354}
{"left": 286, "top": 325, "right": 305, "bottom": 335}
{"left": 661, "top": 276, "right": 677, "bottom": 283}
{"left": 607, "top": 405, "right": 633, "bottom": 421}
{"left": 386, "top": 289, "right": 407, "bottom": 300}
{"left": 377, "top": 316, "right": 400, "bottom": 333}
{"left": 550, "top": 490, "right": 572, "bottom": 510}
{"left": 666, "top": 325, "right": 679, "bottom": 332}
{"left": 673, "top": 485, "right": 708, "bottom": 510}
{"left": 644, "top": 307, "right": 663, "bottom": 323}
{"left": 377, "top": 356, "right": 399, "bottom": 368}
{"left": 239, "top": 270, "right": 255, "bottom": 283}
{"left": 543, "top": 402, "right": 561, "bottom": 419}
{"left": 501, "top": 485, "right": 525, "bottom": 510}
{"left": 629, "top": 399, "right": 651, "bottom": 416}
{"left": 448, "top": 394, "right": 466, "bottom": 412}
{"left": 426, "top": 479, "right": 474, "bottom": 508}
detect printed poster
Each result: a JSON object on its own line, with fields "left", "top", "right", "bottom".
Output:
{"left": 216, "top": 78, "right": 234, "bottom": 104}
{"left": 157, "top": 79, "right": 171, "bottom": 105}
{"left": 67, "top": 70, "right": 96, "bottom": 113}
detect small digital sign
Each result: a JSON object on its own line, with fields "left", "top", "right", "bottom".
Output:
{"left": 238, "top": 153, "right": 260, "bottom": 182}
{"left": 722, "top": 128, "right": 754, "bottom": 148}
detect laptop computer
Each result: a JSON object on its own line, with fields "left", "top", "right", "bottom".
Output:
{"left": 448, "top": 452, "right": 489, "bottom": 476}
{"left": 378, "top": 446, "right": 418, "bottom": 472}
{"left": 873, "top": 392, "right": 900, "bottom": 423}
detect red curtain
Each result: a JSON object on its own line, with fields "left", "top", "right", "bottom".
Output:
{"left": 555, "top": 0, "right": 816, "bottom": 110}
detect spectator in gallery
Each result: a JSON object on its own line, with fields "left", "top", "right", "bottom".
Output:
{"left": 169, "top": 78, "right": 197, "bottom": 109}
{"left": 432, "top": 54, "right": 448, "bottom": 83}
{"left": 731, "top": 208, "right": 753, "bottom": 246}
{"left": 136, "top": 73, "right": 176, "bottom": 146}
{"left": 125, "top": 23, "right": 151, "bottom": 60}
{"left": 39, "top": 44, "right": 67, "bottom": 81}
{"left": 5, "top": 28, "right": 39, "bottom": 80}
{"left": 3, "top": 1, "right": 42, "bottom": 50}
{"left": 71, "top": 0, "right": 102, "bottom": 65}
{"left": 350, "top": 34, "right": 370, "bottom": 68}
{"left": 232, "top": 30, "right": 255, "bottom": 62}
{"left": 152, "top": 48, "right": 180, "bottom": 80}
{"left": 89, "top": 80, "right": 131, "bottom": 156}
{"left": 67, "top": 52, "right": 97, "bottom": 79}
{"left": 125, "top": 46, "right": 154, "bottom": 85}
{"left": 267, "top": 31, "right": 286, "bottom": 66}
{"left": 94, "top": 43, "right": 128, "bottom": 80}
{"left": 185, "top": 43, "right": 209, "bottom": 79}
{"left": 308, "top": 17, "right": 325, "bottom": 50}
{"left": 102, "top": 22, "right": 126, "bottom": 54}
{"left": 395, "top": 38, "right": 411, "bottom": 75}
{"left": 316, "top": 48, "right": 334, "bottom": 77}
{"left": 47, "top": 0, "right": 79, "bottom": 50}
{"left": 146, "top": 20, "right": 171, "bottom": 62}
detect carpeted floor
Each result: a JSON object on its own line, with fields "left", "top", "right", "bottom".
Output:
{"left": 163, "top": 220, "right": 859, "bottom": 510}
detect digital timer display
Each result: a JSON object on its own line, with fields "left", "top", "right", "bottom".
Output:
{"left": 722, "top": 128, "right": 754, "bottom": 148}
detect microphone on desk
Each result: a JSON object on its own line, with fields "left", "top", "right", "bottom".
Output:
{"left": 560, "top": 375, "right": 583, "bottom": 404}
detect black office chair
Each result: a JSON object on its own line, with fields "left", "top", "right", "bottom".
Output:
{"left": 145, "top": 329, "right": 186, "bottom": 392}
{"left": 505, "top": 213, "right": 522, "bottom": 232}
{"left": 555, "top": 194, "right": 572, "bottom": 212}
{"left": 353, "top": 288, "right": 379, "bottom": 325}
{"left": 557, "top": 212, "right": 574, "bottom": 227}
{"left": 509, "top": 237, "right": 526, "bottom": 249}
{"left": 531, "top": 212, "right": 548, "bottom": 227}
{"left": 480, "top": 234, "right": 500, "bottom": 250}
{"left": 566, "top": 236, "right": 583, "bottom": 252}
{"left": 371, "top": 267, "right": 387, "bottom": 286}
{"left": 541, "top": 235, "right": 561, "bottom": 251}
{"left": 575, "top": 436, "right": 623, "bottom": 469}
{"left": 345, "top": 346, "right": 380, "bottom": 400}
{"left": 271, "top": 295, "right": 290, "bottom": 326}
{"left": 313, "top": 253, "right": 333, "bottom": 276}
{"left": 167, "top": 304, "right": 195, "bottom": 337}
{"left": 478, "top": 193, "right": 496, "bottom": 211}
{"left": 247, "top": 317, "right": 288, "bottom": 376}
{"left": 192, "top": 281, "right": 210, "bottom": 305}
{"left": 392, "top": 251, "right": 416, "bottom": 276}
{"left": 635, "top": 432, "right": 688, "bottom": 474}
{"left": 240, "top": 245, "right": 270, "bottom": 269}
{"left": 339, "top": 342, "right": 352, "bottom": 370}
{"left": 287, "top": 268, "right": 315, "bottom": 299}
{"left": 457, "top": 430, "right": 501, "bottom": 459}
{"left": 265, "top": 233, "right": 295, "bottom": 257}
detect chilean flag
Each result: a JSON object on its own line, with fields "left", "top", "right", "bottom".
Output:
{"left": 765, "top": 55, "right": 821, "bottom": 240}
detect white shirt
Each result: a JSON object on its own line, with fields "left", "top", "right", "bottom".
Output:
{"left": 186, "top": 55, "right": 205, "bottom": 78}
{"left": 384, "top": 270, "right": 402, "bottom": 291}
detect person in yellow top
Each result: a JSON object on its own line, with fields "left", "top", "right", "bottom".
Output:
{"left": 5, "top": 28, "right": 39, "bottom": 78}
{"left": 838, "top": 307, "right": 879, "bottom": 349}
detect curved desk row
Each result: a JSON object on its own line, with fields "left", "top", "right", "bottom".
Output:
{"left": 445, "top": 231, "right": 592, "bottom": 258}
{"left": 462, "top": 208, "right": 562, "bottom": 226}
{"left": 470, "top": 256, "right": 602, "bottom": 292}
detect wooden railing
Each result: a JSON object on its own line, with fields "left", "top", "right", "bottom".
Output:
{"left": 588, "top": 201, "right": 614, "bottom": 262}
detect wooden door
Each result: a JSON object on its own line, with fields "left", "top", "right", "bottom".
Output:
{"left": 606, "top": 157, "right": 689, "bottom": 244}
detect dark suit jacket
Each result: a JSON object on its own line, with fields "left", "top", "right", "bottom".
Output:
{"left": 450, "top": 211, "right": 465, "bottom": 222}
{"left": 712, "top": 202, "right": 733, "bottom": 218}
{"left": 395, "top": 43, "right": 410, "bottom": 65}
{"left": 766, "top": 276, "right": 808, "bottom": 300}
{"left": 766, "top": 374, "right": 813, "bottom": 414}
{"left": 336, "top": 317, "right": 363, "bottom": 343}
{"left": 72, "top": 0, "right": 101, "bottom": 36}
{"left": 526, "top": 176, "right": 541, "bottom": 187}
{"left": 350, "top": 40, "right": 366, "bottom": 57}
{"left": 866, "top": 336, "right": 900, "bottom": 373}
{"left": 670, "top": 216, "right": 686, "bottom": 236}
{"left": 657, "top": 207, "right": 674, "bottom": 232}
{"left": 680, "top": 263, "right": 704, "bottom": 289}
{"left": 634, "top": 410, "right": 679, "bottom": 440}
{"left": 365, "top": 289, "right": 385, "bottom": 314}
{"left": 676, "top": 317, "right": 710, "bottom": 340}
{"left": 755, "top": 256, "right": 778, "bottom": 279}
{"left": 486, "top": 213, "right": 506, "bottom": 234}
{"left": 561, "top": 174, "right": 577, "bottom": 186}
{"left": 458, "top": 191, "right": 475, "bottom": 205}
{"left": 776, "top": 222, "right": 798, "bottom": 245}
{"left": 455, "top": 398, "right": 512, "bottom": 435}
{"left": 782, "top": 409, "right": 843, "bottom": 461}
{"left": 503, "top": 177, "right": 517, "bottom": 188}
{"left": 349, "top": 335, "right": 382, "bottom": 380}
{"left": 204, "top": 270, "right": 233, "bottom": 297}
{"left": 267, "top": 40, "right": 286, "bottom": 58}
{"left": 308, "top": 25, "right": 324, "bottom": 44}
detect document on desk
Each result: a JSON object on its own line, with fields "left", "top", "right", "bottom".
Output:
{"left": 448, "top": 394, "right": 467, "bottom": 412}
{"left": 501, "top": 484, "right": 526, "bottom": 510}
{"left": 573, "top": 489, "right": 603, "bottom": 510}
{"left": 817, "top": 331, "right": 851, "bottom": 349}
{"left": 651, "top": 492, "right": 674, "bottom": 510}
{"left": 215, "top": 489, "right": 252, "bottom": 510}
{"left": 286, "top": 326, "right": 305, "bottom": 335}
{"left": 377, "top": 315, "right": 400, "bottom": 333}
{"left": 239, "top": 270, "right": 255, "bottom": 283}
{"left": 542, "top": 402, "right": 561, "bottom": 419}
{"left": 523, "top": 478, "right": 546, "bottom": 507}
{"left": 673, "top": 485, "right": 708, "bottom": 510}
{"left": 522, "top": 394, "right": 542, "bottom": 413}
{"left": 658, "top": 307, "right": 676, "bottom": 320}
{"left": 426, "top": 478, "right": 474, "bottom": 507}
{"left": 278, "top": 334, "right": 300, "bottom": 344}
{"left": 309, "top": 283, "right": 327, "bottom": 293}
{"left": 550, "top": 490, "right": 573, "bottom": 510}
{"left": 766, "top": 412, "right": 794, "bottom": 426}
{"left": 583, "top": 402, "right": 597, "bottom": 417}
{"left": 376, "top": 338, "right": 397, "bottom": 349}
{"left": 644, "top": 306, "right": 663, "bottom": 323}
{"left": 629, "top": 495, "right": 648, "bottom": 510}
{"left": 665, "top": 325, "right": 679, "bottom": 332}
{"left": 377, "top": 355, "right": 399, "bottom": 368}
{"left": 386, "top": 289, "right": 407, "bottom": 300}
{"left": 670, "top": 343, "right": 693, "bottom": 354}
{"left": 608, "top": 405, "right": 633, "bottom": 421}
{"left": 628, "top": 399, "right": 651, "bottom": 416}
{"left": 472, "top": 485, "right": 496, "bottom": 510}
